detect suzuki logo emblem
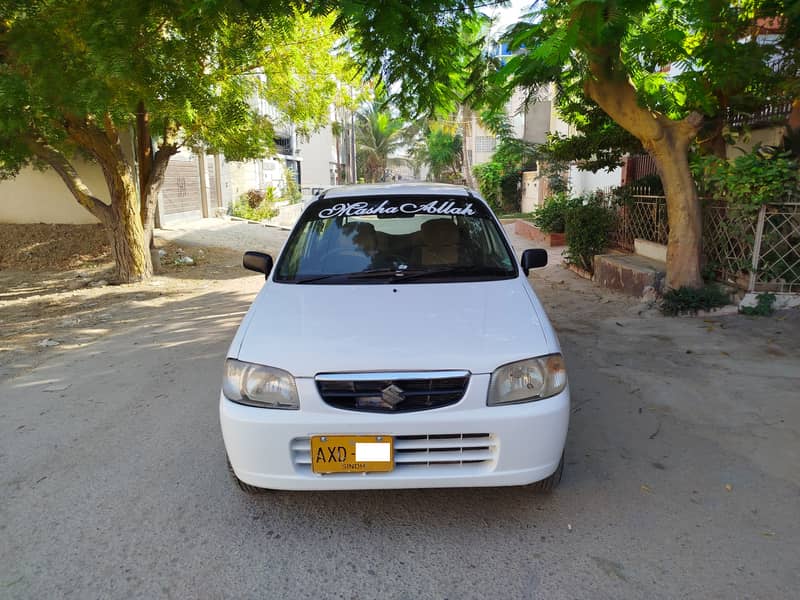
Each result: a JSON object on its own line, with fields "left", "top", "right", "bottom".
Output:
{"left": 381, "top": 384, "right": 405, "bottom": 408}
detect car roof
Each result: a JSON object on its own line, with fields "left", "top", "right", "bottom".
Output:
{"left": 320, "top": 182, "right": 473, "bottom": 199}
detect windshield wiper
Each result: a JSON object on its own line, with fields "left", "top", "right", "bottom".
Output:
{"left": 293, "top": 268, "right": 415, "bottom": 283}
{"left": 293, "top": 266, "right": 512, "bottom": 284}
{"left": 293, "top": 273, "right": 352, "bottom": 284}
{"left": 345, "top": 267, "right": 426, "bottom": 280}
{"left": 390, "top": 266, "right": 514, "bottom": 282}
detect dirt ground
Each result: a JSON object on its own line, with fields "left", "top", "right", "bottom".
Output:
{"left": 0, "top": 223, "right": 110, "bottom": 271}
{"left": 0, "top": 227, "right": 248, "bottom": 382}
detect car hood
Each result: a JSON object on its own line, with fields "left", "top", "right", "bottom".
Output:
{"left": 234, "top": 279, "right": 551, "bottom": 377}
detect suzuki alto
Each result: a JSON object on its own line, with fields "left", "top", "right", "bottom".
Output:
{"left": 220, "top": 183, "right": 569, "bottom": 492}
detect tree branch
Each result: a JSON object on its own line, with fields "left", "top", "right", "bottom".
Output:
{"left": 140, "top": 139, "right": 179, "bottom": 231}
{"left": 584, "top": 61, "right": 664, "bottom": 144}
{"left": 103, "top": 112, "right": 120, "bottom": 146}
{"left": 25, "top": 137, "right": 111, "bottom": 223}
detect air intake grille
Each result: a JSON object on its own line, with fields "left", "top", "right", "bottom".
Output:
{"left": 315, "top": 371, "right": 470, "bottom": 413}
{"left": 291, "top": 433, "right": 497, "bottom": 473}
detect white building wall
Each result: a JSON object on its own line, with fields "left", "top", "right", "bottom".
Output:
{"left": 569, "top": 165, "right": 623, "bottom": 196}
{"left": 297, "top": 125, "right": 337, "bottom": 188}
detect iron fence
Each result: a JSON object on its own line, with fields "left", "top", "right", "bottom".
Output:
{"left": 611, "top": 195, "right": 668, "bottom": 252}
{"left": 610, "top": 196, "right": 800, "bottom": 293}
{"left": 751, "top": 203, "right": 800, "bottom": 293}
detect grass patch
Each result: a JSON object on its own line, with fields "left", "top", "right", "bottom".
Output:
{"left": 497, "top": 212, "right": 536, "bottom": 220}
{"left": 660, "top": 284, "right": 730, "bottom": 316}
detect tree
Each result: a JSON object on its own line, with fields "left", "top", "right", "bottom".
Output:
{"left": 0, "top": 1, "right": 344, "bottom": 282}
{"left": 412, "top": 122, "right": 463, "bottom": 182}
{"left": 489, "top": 0, "right": 794, "bottom": 289}
{"left": 355, "top": 100, "right": 406, "bottom": 182}
{"left": 338, "top": 1, "right": 796, "bottom": 289}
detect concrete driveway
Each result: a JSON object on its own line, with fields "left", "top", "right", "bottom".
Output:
{"left": 1, "top": 220, "right": 798, "bottom": 599}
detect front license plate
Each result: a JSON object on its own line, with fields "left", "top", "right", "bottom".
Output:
{"left": 310, "top": 435, "right": 394, "bottom": 474}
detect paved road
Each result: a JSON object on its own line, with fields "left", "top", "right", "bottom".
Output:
{"left": 2, "top": 223, "right": 798, "bottom": 599}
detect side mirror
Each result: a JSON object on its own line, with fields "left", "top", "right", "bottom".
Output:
{"left": 243, "top": 251, "right": 273, "bottom": 279}
{"left": 521, "top": 248, "right": 548, "bottom": 275}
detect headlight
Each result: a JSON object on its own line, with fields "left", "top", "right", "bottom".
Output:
{"left": 222, "top": 359, "right": 299, "bottom": 409}
{"left": 488, "top": 354, "right": 567, "bottom": 406}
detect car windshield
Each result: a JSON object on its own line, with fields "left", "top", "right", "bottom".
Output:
{"left": 274, "top": 196, "right": 517, "bottom": 284}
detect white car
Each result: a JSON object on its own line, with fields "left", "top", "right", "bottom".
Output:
{"left": 220, "top": 183, "right": 569, "bottom": 492}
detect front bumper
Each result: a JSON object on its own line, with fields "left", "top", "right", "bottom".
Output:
{"left": 220, "top": 375, "right": 569, "bottom": 491}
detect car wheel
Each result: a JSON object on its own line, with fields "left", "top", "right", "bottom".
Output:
{"left": 529, "top": 452, "right": 564, "bottom": 493}
{"left": 226, "top": 455, "right": 270, "bottom": 494}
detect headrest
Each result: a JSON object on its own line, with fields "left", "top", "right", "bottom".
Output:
{"left": 421, "top": 219, "right": 459, "bottom": 245}
{"left": 341, "top": 221, "right": 377, "bottom": 251}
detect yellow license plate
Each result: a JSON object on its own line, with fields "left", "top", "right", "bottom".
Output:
{"left": 310, "top": 435, "right": 394, "bottom": 474}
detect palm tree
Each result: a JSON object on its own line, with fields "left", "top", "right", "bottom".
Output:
{"left": 355, "top": 102, "right": 407, "bottom": 183}
{"left": 411, "top": 122, "right": 464, "bottom": 183}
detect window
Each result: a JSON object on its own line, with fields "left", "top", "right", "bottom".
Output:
{"left": 476, "top": 136, "right": 497, "bottom": 153}
{"left": 275, "top": 196, "right": 516, "bottom": 284}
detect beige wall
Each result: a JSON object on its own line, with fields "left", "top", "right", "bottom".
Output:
{"left": 0, "top": 131, "right": 135, "bottom": 225}
{"left": 0, "top": 160, "right": 110, "bottom": 224}
{"left": 521, "top": 170, "right": 543, "bottom": 213}
{"left": 727, "top": 126, "right": 785, "bottom": 158}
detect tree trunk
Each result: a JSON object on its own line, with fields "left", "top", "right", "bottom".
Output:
{"left": 63, "top": 115, "right": 153, "bottom": 283}
{"left": 585, "top": 64, "right": 704, "bottom": 289}
{"left": 650, "top": 137, "right": 704, "bottom": 289}
{"left": 106, "top": 185, "right": 152, "bottom": 283}
{"left": 135, "top": 106, "right": 179, "bottom": 273}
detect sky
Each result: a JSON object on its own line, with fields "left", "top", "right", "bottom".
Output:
{"left": 483, "top": 0, "right": 532, "bottom": 35}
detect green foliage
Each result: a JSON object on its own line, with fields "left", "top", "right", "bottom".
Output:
{"left": 473, "top": 160, "right": 505, "bottom": 208}
{"left": 414, "top": 124, "right": 463, "bottom": 182}
{"left": 281, "top": 170, "right": 302, "bottom": 203}
{"left": 660, "top": 285, "right": 730, "bottom": 316}
{"left": 473, "top": 111, "right": 537, "bottom": 211}
{"left": 230, "top": 189, "right": 277, "bottom": 221}
{"left": 536, "top": 159, "right": 570, "bottom": 195}
{"left": 355, "top": 99, "right": 407, "bottom": 183}
{"left": 531, "top": 193, "right": 580, "bottom": 234}
{"left": 538, "top": 115, "right": 643, "bottom": 174}
{"left": 0, "top": 3, "right": 348, "bottom": 178}
{"left": 563, "top": 202, "right": 616, "bottom": 273}
{"left": 336, "top": 2, "right": 488, "bottom": 117}
{"left": 692, "top": 149, "right": 799, "bottom": 206}
{"left": 740, "top": 292, "right": 777, "bottom": 317}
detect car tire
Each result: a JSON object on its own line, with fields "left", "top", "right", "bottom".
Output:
{"left": 226, "top": 455, "right": 270, "bottom": 494}
{"left": 529, "top": 452, "right": 564, "bottom": 493}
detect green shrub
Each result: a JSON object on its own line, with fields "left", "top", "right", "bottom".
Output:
{"left": 660, "top": 285, "right": 730, "bottom": 316}
{"left": 230, "top": 188, "right": 278, "bottom": 221}
{"left": 563, "top": 203, "right": 616, "bottom": 272}
{"left": 281, "top": 170, "right": 302, "bottom": 203}
{"left": 740, "top": 292, "right": 776, "bottom": 316}
{"left": 691, "top": 149, "right": 799, "bottom": 205}
{"left": 531, "top": 193, "right": 580, "bottom": 233}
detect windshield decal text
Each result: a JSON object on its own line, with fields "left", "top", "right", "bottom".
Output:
{"left": 318, "top": 200, "right": 477, "bottom": 219}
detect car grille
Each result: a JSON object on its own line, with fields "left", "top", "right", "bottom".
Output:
{"left": 291, "top": 433, "right": 497, "bottom": 474}
{"left": 315, "top": 371, "right": 470, "bottom": 413}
